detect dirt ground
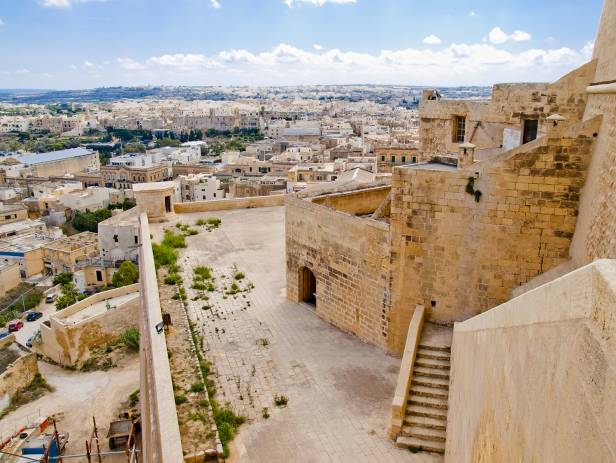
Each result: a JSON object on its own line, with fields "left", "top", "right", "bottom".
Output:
{"left": 0, "top": 355, "right": 139, "bottom": 462}
{"left": 158, "top": 270, "right": 217, "bottom": 456}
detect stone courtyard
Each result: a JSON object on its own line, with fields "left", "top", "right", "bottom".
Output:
{"left": 150, "top": 206, "right": 439, "bottom": 463}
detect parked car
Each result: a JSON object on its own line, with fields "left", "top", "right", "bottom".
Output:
{"left": 26, "top": 336, "right": 34, "bottom": 348}
{"left": 26, "top": 311, "right": 43, "bottom": 322}
{"left": 45, "top": 293, "right": 57, "bottom": 303}
{"left": 8, "top": 320, "right": 24, "bottom": 332}
{"left": 0, "top": 331, "right": 10, "bottom": 340}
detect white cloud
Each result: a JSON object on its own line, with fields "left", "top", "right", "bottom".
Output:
{"left": 313, "top": 44, "right": 323, "bottom": 50}
{"left": 15, "top": 69, "right": 30, "bottom": 75}
{"left": 40, "top": 0, "right": 107, "bottom": 8}
{"left": 69, "top": 64, "right": 78, "bottom": 70}
{"left": 511, "top": 30, "right": 531, "bottom": 42}
{"left": 422, "top": 35, "right": 442, "bottom": 45}
{"left": 146, "top": 53, "right": 220, "bottom": 71}
{"left": 469, "top": 10, "right": 478, "bottom": 17}
{"left": 117, "top": 57, "right": 145, "bottom": 71}
{"left": 284, "top": 0, "right": 356, "bottom": 7}
{"left": 0, "top": 18, "right": 4, "bottom": 26}
{"left": 137, "top": 41, "right": 590, "bottom": 86}
{"left": 210, "top": 0, "right": 221, "bottom": 8}
{"left": 581, "top": 40, "right": 594, "bottom": 59}
{"left": 83, "top": 61, "right": 95, "bottom": 68}
{"left": 487, "top": 27, "right": 532, "bottom": 44}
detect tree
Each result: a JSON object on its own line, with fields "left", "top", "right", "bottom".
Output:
{"left": 53, "top": 272, "right": 73, "bottom": 286}
{"left": 55, "top": 282, "right": 85, "bottom": 310}
{"left": 112, "top": 261, "right": 139, "bottom": 288}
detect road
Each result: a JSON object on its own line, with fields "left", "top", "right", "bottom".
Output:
{"left": 10, "top": 295, "right": 57, "bottom": 348}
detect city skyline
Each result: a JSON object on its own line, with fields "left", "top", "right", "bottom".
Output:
{"left": 0, "top": 0, "right": 604, "bottom": 89}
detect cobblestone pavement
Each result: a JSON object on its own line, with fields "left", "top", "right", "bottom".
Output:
{"left": 155, "top": 206, "right": 441, "bottom": 463}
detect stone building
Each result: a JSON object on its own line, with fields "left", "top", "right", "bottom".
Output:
{"left": 286, "top": 0, "right": 616, "bottom": 457}
{"left": 375, "top": 143, "right": 420, "bottom": 173}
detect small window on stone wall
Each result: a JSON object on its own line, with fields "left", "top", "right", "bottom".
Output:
{"left": 453, "top": 116, "right": 466, "bottom": 143}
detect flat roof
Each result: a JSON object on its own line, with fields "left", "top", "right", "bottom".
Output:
{"left": 13, "top": 147, "right": 94, "bottom": 166}
{"left": 133, "top": 181, "right": 176, "bottom": 192}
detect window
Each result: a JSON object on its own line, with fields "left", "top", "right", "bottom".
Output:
{"left": 113, "top": 235, "right": 118, "bottom": 243}
{"left": 412, "top": 156, "right": 417, "bottom": 163}
{"left": 134, "top": 235, "right": 138, "bottom": 244}
{"left": 381, "top": 155, "right": 385, "bottom": 161}
{"left": 453, "top": 116, "right": 466, "bottom": 143}
{"left": 96, "top": 270, "right": 103, "bottom": 282}
{"left": 522, "top": 119, "right": 538, "bottom": 144}
{"left": 213, "top": 193, "right": 217, "bottom": 198}
{"left": 401, "top": 156, "right": 406, "bottom": 163}
{"left": 391, "top": 155, "right": 396, "bottom": 162}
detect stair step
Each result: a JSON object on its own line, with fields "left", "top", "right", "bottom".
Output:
{"left": 409, "top": 395, "right": 448, "bottom": 410}
{"left": 401, "top": 425, "right": 447, "bottom": 442}
{"left": 395, "top": 435, "right": 445, "bottom": 454}
{"left": 404, "top": 414, "right": 447, "bottom": 431}
{"left": 415, "top": 358, "right": 451, "bottom": 370}
{"left": 414, "top": 366, "right": 450, "bottom": 380}
{"left": 410, "top": 384, "right": 449, "bottom": 400}
{"left": 407, "top": 404, "right": 448, "bottom": 420}
{"left": 418, "top": 344, "right": 451, "bottom": 353}
{"left": 412, "top": 377, "right": 449, "bottom": 390}
{"left": 417, "top": 349, "right": 451, "bottom": 361}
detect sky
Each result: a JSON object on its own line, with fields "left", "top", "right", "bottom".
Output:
{"left": 0, "top": 0, "right": 605, "bottom": 89}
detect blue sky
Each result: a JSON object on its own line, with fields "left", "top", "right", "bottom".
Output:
{"left": 0, "top": 0, "right": 604, "bottom": 89}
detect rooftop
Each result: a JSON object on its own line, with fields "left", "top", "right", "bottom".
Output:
{"left": 13, "top": 147, "right": 94, "bottom": 166}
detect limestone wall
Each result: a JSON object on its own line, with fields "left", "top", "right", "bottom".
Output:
{"left": 445, "top": 259, "right": 616, "bottom": 462}
{"left": 570, "top": 0, "right": 616, "bottom": 264}
{"left": 311, "top": 186, "right": 390, "bottom": 216}
{"left": 0, "top": 350, "right": 38, "bottom": 413}
{"left": 137, "top": 213, "right": 184, "bottom": 463}
{"left": 174, "top": 194, "right": 286, "bottom": 213}
{"left": 388, "top": 117, "right": 600, "bottom": 352}
{"left": 286, "top": 195, "right": 392, "bottom": 349}
{"left": 39, "top": 284, "right": 140, "bottom": 366}
{"left": 419, "top": 63, "right": 596, "bottom": 157}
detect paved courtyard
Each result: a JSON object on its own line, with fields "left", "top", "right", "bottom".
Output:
{"left": 155, "top": 206, "right": 441, "bottom": 463}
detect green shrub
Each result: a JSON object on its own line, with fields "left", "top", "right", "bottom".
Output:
{"left": 234, "top": 272, "right": 245, "bottom": 280}
{"left": 174, "top": 394, "right": 187, "bottom": 405}
{"left": 164, "top": 274, "right": 183, "bottom": 285}
{"left": 195, "top": 218, "right": 206, "bottom": 226}
{"left": 206, "top": 217, "right": 221, "bottom": 226}
{"left": 152, "top": 243, "right": 178, "bottom": 269}
{"left": 190, "top": 382, "right": 204, "bottom": 393}
{"left": 172, "top": 287, "right": 187, "bottom": 301}
{"left": 191, "top": 281, "right": 207, "bottom": 290}
{"left": 119, "top": 328, "right": 140, "bottom": 351}
{"left": 162, "top": 230, "right": 186, "bottom": 248}
{"left": 128, "top": 389, "right": 139, "bottom": 407}
{"left": 194, "top": 266, "right": 212, "bottom": 280}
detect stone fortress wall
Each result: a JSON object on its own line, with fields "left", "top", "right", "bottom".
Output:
{"left": 387, "top": 115, "right": 601, "bottom": 352}
{"left": 419, "top": 60, "right": 596, "bottom": 158}
{"left": 286, "top": 188, "right": 392, "bottom": 349}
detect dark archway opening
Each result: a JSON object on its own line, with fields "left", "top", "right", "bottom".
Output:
{"left": 300, "top": 266, "right": 317, "bottom": 307}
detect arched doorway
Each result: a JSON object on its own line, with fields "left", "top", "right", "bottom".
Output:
{"left": 299, "top": 266, "right": 317, "bottom": 307}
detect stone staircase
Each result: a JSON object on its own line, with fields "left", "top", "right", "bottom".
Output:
{"left": 395, "top": 339, "right": 451, "bottom": 454}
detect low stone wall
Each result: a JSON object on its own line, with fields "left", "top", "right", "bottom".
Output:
{"left": 174, "top": 194, "right": 286, "bottom": 213}
{"left": 39, "top": 284, "right": 140, "bottom": 366}
{"left": 137, "top": 213, "right": 184, "bottom": 463}
{"left": 0, "top": 349, "right": 38, "bottom": 413}
{"left": 286, "top": 195, "right": 392, "bottom": 350}
{"left": 389, "top": 305, "right": 424, "bottom": 437}
{"left": 445, "top": 259, "right": 616, "bottom": 462}
{"left": 311, "top": 186, "right": 390, "bottom": 216}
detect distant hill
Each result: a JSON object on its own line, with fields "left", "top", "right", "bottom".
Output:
{"left": 0, "top": 85, "right": 492, "bottom": 104}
